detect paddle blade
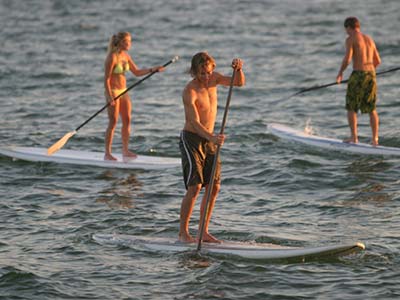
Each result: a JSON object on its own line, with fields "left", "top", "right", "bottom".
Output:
{"left": 47, "top": 131, "right": 77, "bottom": 155}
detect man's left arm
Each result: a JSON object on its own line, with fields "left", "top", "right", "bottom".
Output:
{"left": 372, "top": 42, "right": 381, "bottom": 69}
{"left": 216, "top": 58, "right": 245, "bottom": 87}
{"left": 231, "top": 58, "right": 245, "bottom": 86}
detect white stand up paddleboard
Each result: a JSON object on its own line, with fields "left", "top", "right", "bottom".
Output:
{"left": 93, "top": 233, "right": 365, "bottom": 260}
{"left": 268, "top": 123, "right": 400, "bottom": 156}
{"left": 0, "top": 146, "right": 180, "bottom": 170}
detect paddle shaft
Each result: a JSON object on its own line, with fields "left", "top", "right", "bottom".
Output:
{"left": 293, "top": 66, "right": 400, "bottom": 96}
{"left": 75, "top": 57, "right": 177, "bottom": 132}
{"left": 197, "top": 69, "right": 236, "bottom": 252}
{"left": 270, "top": 66, "right": 400, "bottom": 106}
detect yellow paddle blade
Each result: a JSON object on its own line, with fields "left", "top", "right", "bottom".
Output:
{"left": 47, "top": 131, "right": 77, "bottom": 155}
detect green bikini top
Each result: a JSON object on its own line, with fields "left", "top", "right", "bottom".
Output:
{"left": 113, "top": 61, "right": 130, "bottom": 74}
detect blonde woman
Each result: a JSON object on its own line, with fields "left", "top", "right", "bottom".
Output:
{"left": 104, "top": 32, "right": 164, "bottom": 161}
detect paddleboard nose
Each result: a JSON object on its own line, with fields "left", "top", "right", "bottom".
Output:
{"left": 356, "top": 242, "right": 366, "bottom": 250}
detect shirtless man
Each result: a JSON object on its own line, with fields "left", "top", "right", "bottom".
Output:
{"left": 336, "top": 17, "right": 381, "bottom": 145}
{"left": 179, "top": 52, "right": 245, "bottom": 243}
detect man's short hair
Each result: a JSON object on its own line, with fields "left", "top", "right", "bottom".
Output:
{"left": 190, "top": 52, "right": 216, "bottom": 77}
{"left": 344, "top": 17, "right": 360, "bottom": 29}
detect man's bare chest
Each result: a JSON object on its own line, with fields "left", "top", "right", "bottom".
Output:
{"left": 196, "top": 90, "right": 217, "bottom": 113}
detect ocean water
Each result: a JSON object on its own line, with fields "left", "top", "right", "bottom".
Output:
{"left": 1, "top": 0, "right": 400, "bottom": 299}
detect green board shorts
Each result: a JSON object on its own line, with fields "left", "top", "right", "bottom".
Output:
{"left": 346, "top": 70, "right": 377, "bottom": 113}
{"left": 179, "top": 130, "right": 221, "bottom": 190}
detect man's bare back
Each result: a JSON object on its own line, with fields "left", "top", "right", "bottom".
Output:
{"left": 349, "top": 32, "right": 378, "bottom": 71}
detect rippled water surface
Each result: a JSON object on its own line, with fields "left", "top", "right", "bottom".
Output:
{"left": 1, "top": 0, "right": 400, "bottom": 299}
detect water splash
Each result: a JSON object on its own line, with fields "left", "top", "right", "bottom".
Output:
{"left": 304, "top": 118, "right": 314, "bottom": 135}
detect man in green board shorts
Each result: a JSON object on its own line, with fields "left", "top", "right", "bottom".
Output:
{"left": 336, "top": 16, "right": 381, "bottom": 146}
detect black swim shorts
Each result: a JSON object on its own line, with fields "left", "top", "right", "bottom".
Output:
{"left": 179, "top": 130, "right": 221, "bottom": 190}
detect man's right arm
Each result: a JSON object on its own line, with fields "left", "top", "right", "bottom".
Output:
{"left": 336, "top": 37, "right": 353, "bottom": 83}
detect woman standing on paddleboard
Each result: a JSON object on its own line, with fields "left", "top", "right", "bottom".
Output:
{"left": 104, "top": 32, "right": 164, "bottom": 161}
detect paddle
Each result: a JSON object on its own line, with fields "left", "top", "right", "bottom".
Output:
{"left": 47, "top": 56, "right": 179, "bottom": 155}
{"left": 271, "top": 66, "right": 400, "bottom": 104}
{"left": 197, "top": 68, "right": 236, "bottom": 252}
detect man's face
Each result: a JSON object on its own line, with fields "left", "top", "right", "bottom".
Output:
{"left": 196, "top": 63, "right": 213, "bottom": 85}
{"left": 345, "top": 26, "right": 353, "bottom": 35}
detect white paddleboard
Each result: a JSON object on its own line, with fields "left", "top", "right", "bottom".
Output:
{"left": 269, "top": 123, "right": 400, "bottom": 156}
{"left": 92, "top": 233, "right": 365, "bottom": 260}
{"left": 0, "top": 146, "right": 180, "bottom": 170}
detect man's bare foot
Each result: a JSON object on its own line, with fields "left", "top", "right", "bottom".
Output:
{"left": 201, "top": 232, "right": 222, "bottom": 244}
{"left": 122, "top": 151, "right": 137, "bottom": 162}
{"left": 178, "top": 232, "right": 195, "bottom": 243}
{"left": 104, "top": 153, "right": 118, "bottom": 161}
{"left": 372, "top": 139, "right": 379, "bottom": 146}
{"left": 343, "top": 137, "right": 358, "bottom": 144}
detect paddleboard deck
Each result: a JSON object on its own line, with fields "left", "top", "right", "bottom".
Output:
{"left": 92, "top": 233, "right": 365, "bottom": 260}
{"left": 0, "top": 146, "right": 180, "bottom": 170}
{"left": 268, "top": 123, "right": 400, "bottom": 156}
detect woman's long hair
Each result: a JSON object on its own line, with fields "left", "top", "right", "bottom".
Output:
{"left": 107, "top": 31, "right": 130, "bottom": 54}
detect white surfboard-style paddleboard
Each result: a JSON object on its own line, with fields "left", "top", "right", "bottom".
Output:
{"left": 0, "top": 146, "right": 180, "bottom": 170}
{"left": 268, "top": 123, "right": 400, "bottom": 156}
{"left": 92, "top": 233, "right": 365, "bottom": 260}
